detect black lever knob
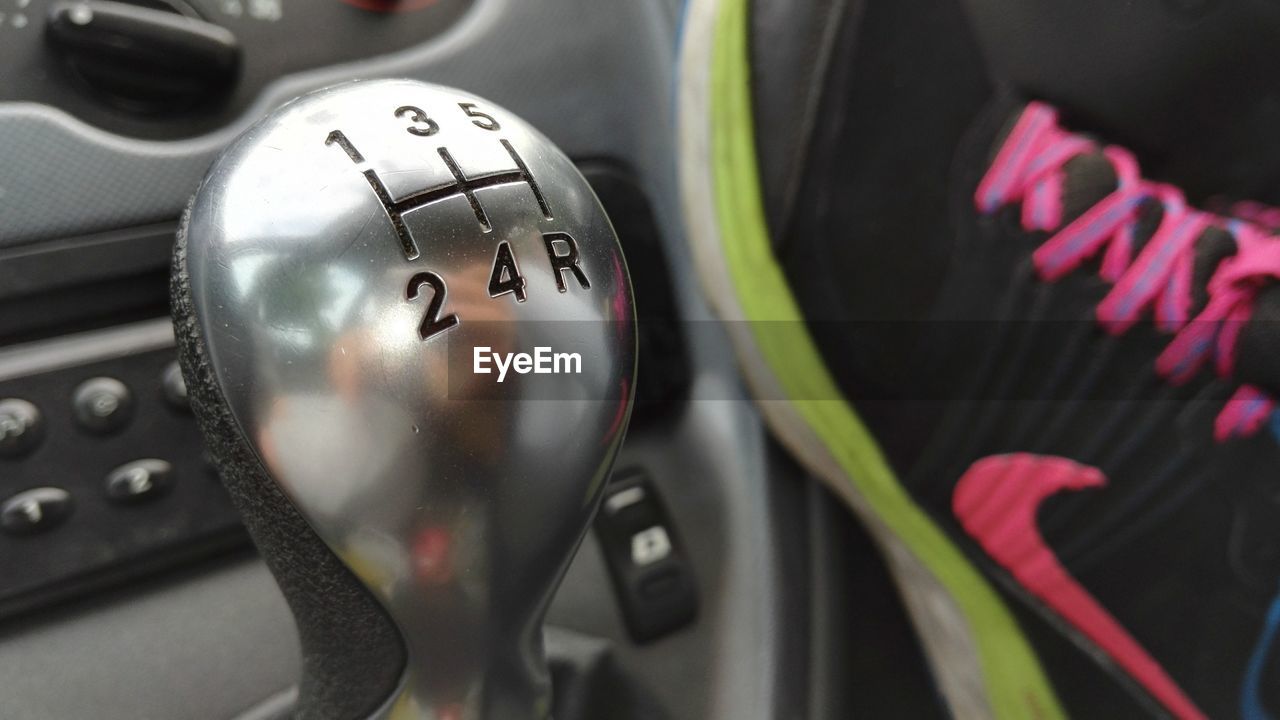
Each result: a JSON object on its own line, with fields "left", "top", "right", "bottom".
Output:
{"left": 46, "top": 0, "right": 240, "bottom": 114}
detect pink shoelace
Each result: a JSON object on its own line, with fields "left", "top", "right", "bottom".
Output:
{"left": 975, "top": 101, "right": 1280, "bottom": 441}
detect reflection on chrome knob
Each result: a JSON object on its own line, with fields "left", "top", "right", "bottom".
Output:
{"left": 171, "top": 79, "right": 636, "bottom": 719}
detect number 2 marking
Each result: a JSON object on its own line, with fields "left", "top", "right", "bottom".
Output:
{"left": 406, "top": 271, "right": 459, "bottom": 342}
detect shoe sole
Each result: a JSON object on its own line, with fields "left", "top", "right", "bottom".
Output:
{"left": 676, "top": 0, "right": 1067, "bottom": 717}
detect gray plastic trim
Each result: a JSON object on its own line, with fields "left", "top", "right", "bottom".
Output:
{"left": 0, "top": 318, "right": 173, "bottom": 382}
{"left": 0, "top": 557, "right": 300, "bottom": 720}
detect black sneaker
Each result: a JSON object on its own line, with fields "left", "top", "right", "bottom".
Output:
{"left": 679, "top": 0, "right": 1280, "bottom": 717}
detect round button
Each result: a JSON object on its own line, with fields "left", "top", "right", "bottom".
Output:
{"left": 72, "top": 377, "right": 133, "bottom": 434}
{"left": 0, "top": 398, "right": 44, "bottom": 458}
{"left": 105, "top": 459, "right": 174, "bottom": 504}
{"left": 1, "top": 487, "right": 73, "bottom": 536}
{"left": 161, "top": 361, "right": 189, "bottom": 411}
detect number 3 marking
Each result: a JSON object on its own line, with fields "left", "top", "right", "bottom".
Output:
{"left": 406, "top": 271, "right": 460, "bottom": 341}
{"left": 396, "top": 105, "right": 439, "bottom": 136}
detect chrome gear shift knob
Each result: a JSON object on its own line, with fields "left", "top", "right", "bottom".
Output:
{"left": 171, "top": 79, "right": 636, "bottom": 719}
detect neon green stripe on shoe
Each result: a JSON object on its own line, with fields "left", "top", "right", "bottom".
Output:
{"left": 707, "top": 0, "right": 1065, "bottom": 717}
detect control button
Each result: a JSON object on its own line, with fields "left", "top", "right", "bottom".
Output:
{"left": 105, "top": 459, "right": 174, "bottom": 503}
{"left": 594, "top": 469, "right": 698, "bottom": 643}
{"left": 72, "top": 377, "right": 133, "bottom": 434}
{"left": 0, "top": 398, "right": 44, "bottom": 458}
{"left": 1, "top": 487, "right": 73, "bottom": 536}
{"left": 603, "top": 484, "right": 646, "bottom": 514}
{"left": 161, "top": 360, "right": 189, "bottom": 410}
{"left": 639, "top": 569, "right": 681, "bottom": 599}
{"left": 630, "top": 526, "right": 671, "bottom": 566}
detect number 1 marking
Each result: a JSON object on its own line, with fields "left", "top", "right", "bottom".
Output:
{"left": 324, "top": 130, "right": 364, "bottom": 163}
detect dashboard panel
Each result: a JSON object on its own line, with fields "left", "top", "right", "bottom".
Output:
{"left": 2, "top": 0, "right": 475, "bottom": 137}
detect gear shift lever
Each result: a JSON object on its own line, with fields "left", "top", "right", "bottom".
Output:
{"left": 171, "top": 79, "right": 636, "bottom": 719}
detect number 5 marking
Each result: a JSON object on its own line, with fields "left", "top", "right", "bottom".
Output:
{"left": 406, "top": 271, "right": 460, "bottom": 342}
{"left": 458, "top": 102, "right": 500, "bottom": 131}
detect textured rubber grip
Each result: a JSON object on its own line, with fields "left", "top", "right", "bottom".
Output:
{"left": 171, "top": 202, "right": 406, "bottom": 719}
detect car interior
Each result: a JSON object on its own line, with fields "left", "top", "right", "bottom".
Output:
{"left": 1, "top": 1, "right": 938, "bottom": 717}
{"left": 4, "top": 0, "right": 1280, "bottom": 719}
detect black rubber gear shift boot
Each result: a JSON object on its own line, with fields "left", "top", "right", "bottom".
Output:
{"left": 546, "top": 627, "right": 667, "bottom": 720}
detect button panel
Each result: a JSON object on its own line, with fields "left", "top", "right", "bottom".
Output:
{"left": 594, "top": 468, "right": 698, "bottom": 643}
{"left": 0, "top": 323, "right": 245, "bottom": 620}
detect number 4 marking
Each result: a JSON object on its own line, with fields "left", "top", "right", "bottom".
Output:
{"left": 488, "top": 241, "right": 527, "bottom": 302}
{"left": 406, "top": 271, "right": 460, "bottom": 342}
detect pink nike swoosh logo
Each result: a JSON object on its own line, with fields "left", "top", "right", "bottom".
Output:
{"left": 953, "top": 453, "right": 1206, "bottom": 720}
